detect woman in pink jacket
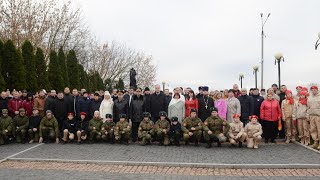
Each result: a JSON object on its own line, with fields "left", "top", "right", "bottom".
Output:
{"left": 260, "top": 94, "right": 282, "bottom": 143}
{"left": 214, "top": 92, "right": 227, "bottom": 119}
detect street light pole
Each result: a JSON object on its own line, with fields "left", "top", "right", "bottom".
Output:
{"left": 260, "top": 13, "right": 271, "bottom": 90}
{"left": 239, "top": 73, "right": 244, "bottom": 88}
{"left": 315, "top": 32, "right": 320, "bottom": 50}
{"left": 274, "top": 53, "right": 284, "bottom": 88}
{"left": 253, "top": 65, "right": 259, "bottom": 89}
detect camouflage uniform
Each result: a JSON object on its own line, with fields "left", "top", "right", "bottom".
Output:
{"left": 12, "top": 110, "right": 29, "bottom": 143}
{"left": 39, "top": 116, "right": 59, "bottom": 141}
{"left": 203, "top": 115, "right": 230, "bottom": 147}
{"left": 181, "top": 117, "right": 203, "bottom": 145}
{"left": 88, "top": 118, "right": 103, "bottom": 141}
{"left": 138, "top": 119, "right": 155, "bottom": 145}
{"left": 114, "top": 120, "right": 131, "bottom": 143}
{"left": 0, "top": 109, "right": 13, "bottom": 145}
{"left": 101, "top": 121, "right": 115, "bottom": 142}
{"left": 154, "top": 119, "right": 170, "bottom": 145}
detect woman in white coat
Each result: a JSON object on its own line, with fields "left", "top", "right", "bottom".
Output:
{"left": 99, "top": 91, "right": 114, "bottom": 122}
{"left": 226, "top": 89, "right": 241, "bottom": 123}
{"left": 168, "top": 93, "right": 185, "bottom": 123}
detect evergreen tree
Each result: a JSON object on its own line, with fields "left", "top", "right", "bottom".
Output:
{"left": 78, "top": 64, "right": 88, "bottom": 90}
{"left": 2, "top": 40, "right": 26, "bottom": 90}
{"left": 48, "top": 50, "right": 64, "bottom": 91}
{"left": 0, "top": 40, "right": 6, "bottom": 90}
{"left": 35, "top": 47, "right": 50, "bottom": 90}
{"left": 96, "top": 71, "right": 105, "bottom": 90}
{"left": 21, "top": 40, "right": 38, "bottom": 92}
{"left": 57, "top": 46, "right": 69, "bottom": 87}
{"left": 66, "top": 50, "right": 80, "bottom": 89}
{"left": 116, "top": 78, "right": 124, "bottom": 90}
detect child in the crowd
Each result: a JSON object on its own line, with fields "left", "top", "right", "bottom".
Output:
{"left": 244, "top": 115, "right": 263, "bottom": 149}
{"left": 28, "top": 109, "right": 41, "bottom": 143}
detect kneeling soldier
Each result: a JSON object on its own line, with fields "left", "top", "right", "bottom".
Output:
{"left": 28, "top": 109, "right": 41, "bottom": 143}
{"left": 89, "top": 111, "right": 103, "bottom": 143}
{"left": 244, "top": 115, "right": 263, "bottom": 149}
{"left": 13, "top": 108, "right": 29, "bottom": 143}
{"left": 138, "top": 112, "right": 154, "bottom": 146}
{"left": 39, "top": 110, "right": 59, "bottom": 144}
{"left": 76, "top": 112, "right": 89, "bottom": 144}
{"left": 155, "top": 111, "right": 170, "bottom": 146}
{"left": 169, "top": 116, "right": 182, "bottom": 146}
{"left": 114, "top": 114, "right": 131, "bottom": 145}
{"left": 182, "top": 109, "right": 202, "bottom": 146}
{"left": 203, "top": 107, "right": 230, "bottom": 148}
{"left": 61, "top": 113, "right": 77, "bottom": 144}
{"left": 228, "top": 114, "right": 247, "bottom": 147}
{"left": 101, "top": 114, "right": 115, "bottom": 143}
{"left": 0, "top": 109, "right": 13, "bottom": 145}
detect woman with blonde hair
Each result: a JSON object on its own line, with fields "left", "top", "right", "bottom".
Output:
{"left": 99, "top": 91, "right": 114, "bottom": 122}
{"left": 214, "top": 92, "right": 227, "bottom": 119}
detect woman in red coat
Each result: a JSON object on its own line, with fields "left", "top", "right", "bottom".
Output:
{"left": 260, "top": 94, "right": 282, "bottom": 143}
{"left": 185, "top": 90, "right": 198, "bottom": 118}
{"left": 22, "top": 93, "right": 34, "bottom": 117}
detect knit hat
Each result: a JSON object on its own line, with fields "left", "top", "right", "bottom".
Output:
{"left": 159, "top": 111, "right": 167, "bottom": 117}
{"left": 105, "top": 114, "right": 112, "bottom": 119}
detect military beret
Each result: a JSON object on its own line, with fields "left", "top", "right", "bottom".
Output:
{"left": 159, "top": 111, "right": 167, "bottom": 117}
{"left": 233, "top": 114, "right": 241, "bottom": 118}
{"left": 171, "top": 117, "right": 178, "bottom": 122}
{"left": 210, "top": 107, "right": 218, "bottom": 113}
{"left": 143, "top": 112, "right": 150, "bottom": 117}
{"left": 250, "top": 115, "right": 259, "bottom": 120}
{"left": 68, "top": 112, "right": 74, "bottom": 116}
{"left": 80, "top": 112, "right": 87, "bottom": 116}
{"left": 119, "top": 114, "right": 126, "bottom": 119}
{"left": 310, "top": 86, "right": 318, "bottom": 91}
{"left": 105, "top": 114, "right": 112, "bottom": 119}
{"left": 19, "top": 108, "right": 26, "bottom": 112}
{"left": 190, "top": 108, "right": 197, "bottom": 114}
{"left": 2, "top": 109, "right": 8, "bottom": 114}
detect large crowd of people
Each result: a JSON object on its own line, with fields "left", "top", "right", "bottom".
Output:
{"left": 0, "top": 83, "right": 319, "bottom": 150}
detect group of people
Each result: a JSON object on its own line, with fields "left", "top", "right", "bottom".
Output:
{"left": 0, "top": 83, "right": 319, "bottom": 150}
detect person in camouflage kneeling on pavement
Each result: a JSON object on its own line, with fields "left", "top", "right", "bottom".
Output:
{"left": 114, "top": 114, "right": 131, "bottom": 145}
{"left": 138, "top": 112, "right": 155, "bottom": 146}
{"left": 13, "top": 108, "right": 29, "bottom": 143}
{"left": 101, "top": 114, "right": 115, "bottom": 144}
{"left": 88, "top": 111, "right": 103, "bottom": 143}
{"left": 0, "top": 109, "right": 13, "bottom": 145}
{"left": 182, "top": 108, "right": 203, "bottom": 146}
{"left": 154, "top": 111, "right": 170, "bottom": 146}
{"left": 39, "top": 110, "right": 59, "bottom": 144}
{"left": 169, "top": 116, "right": 182, "bottom": 146}
{"left": 203, "top": 107, "right": 230, "bottom": 148}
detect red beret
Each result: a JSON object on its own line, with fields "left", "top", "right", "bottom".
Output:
{"left": 68, "top": 112, "right": 74, "bottom": 116}
{"left": 233, "top": 114, "right": 241, "bottom": 118}
{"left": 285, "top": 90, "right": 292, "bottom": 95}
{"left": 80, "top": 112, "right": 87, "bottom": 116}
{"left": 300, "top": 91, "right": 309, "bottom": 97}
{"left": 296, "top": 86, "right": 302, "bottom": 89}
{"left": 250, "top": 115, "right": 259, "bottom": 120}
{"left": 310, "top": 86, "right": 318, "bottom": 90}
{"left": 302, "top": 87, "right": 308, "bottom": 92}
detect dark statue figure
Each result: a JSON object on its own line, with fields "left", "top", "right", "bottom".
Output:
{"left": 130, "top": 68, "right": 137, "bottom": 88}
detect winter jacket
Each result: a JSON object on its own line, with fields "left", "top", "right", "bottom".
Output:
{"left": 0, "top": 116, "right": 13, "bottom": 131}
{"left": 260, "top": 99, "right": 282, "bottom": 122}
{"left": 39, "top": 116, "right": 59, "bottom": 137}
{"left": 307, "top": 93, "right": 320, "bottom": 117}
{"left": 113, "top": 99, "right": 129, "bottom": 122}
{"left": 149, "top": 92, "right": 167, "bottom": 118}
{"left": 13, "top": 115, "right": 29, "bottom": 135}
{"left": 129, "top": 95, "right": 145, "bottom": 123}
{"left": 226, "top": 97, "right": 241, "bottom": 122}
{"left": 185, "top": 98, "right": 199, "bottom": 118}
{"left": 28, "top": 115, "right": 41, "bottom": 129}
{"left": 52, "top": 98, "right": 68, "bottom": 122}
{"left": 281, "top": 99, "right": 294, "bottom": 119}
{"left": 90, "top": 99, "right": 102, "bottom": 119}
{"left": 99, "top": 99, "right": 113, "bottom": 121}
{"left": 63, "top": 93, "right": 74, "bottom": 114}
{"left": 22, "top": 100, "right": 33, "bottom": 117}
{"left": 293, "top": 100, "right": 307, "bottom": 120}
{"left": 76, "top": 97, "right": 92, "bottom": 118}
{"left": 0, "top": 97, "right": 8, "bottom": 115}
{"left": 238, "top": 95, "right": 254, "bottom": 121}
{"left": 76, "top": 119, "right": 89, "bottom": 134}
{"left": 62, "top": 118, "right": 77, "bottom": 134}
{"left": 8, "top": 98, "right": 23, "bottom": 117}
{"left": 252, "top": 95, "right": 264, "bottom": 119}
{"left": 33, "top": 96, "right": 46, "bottom": 117}
{"left": 169, "top": 122, "right": 182, "bottom": 135}
{"left": 45, "top": 96, "right": 56, "bottom": 112}
{"left": 89, "top": 118, "right": 103, "bottom": 131}
{"left": 168, "top": 99, "right": 185, "bottom": 123}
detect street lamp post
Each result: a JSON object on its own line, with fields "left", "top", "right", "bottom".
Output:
{"left": 274, "top": 53, "right": 284, "bottom": 88}
{"left": 162, "top": 81, "right": 166, "bottom": 91}
{"left": 260, "top": 13, "right": 271, "bottom": 90}
{"left": 315, "top": 32, "right": 320, "bottom": 50}
{"left": 239, "top": 73, "right": 244, "bottom": 88}
{"left": 253, "top": 65, "right": 259, "bottom": 88}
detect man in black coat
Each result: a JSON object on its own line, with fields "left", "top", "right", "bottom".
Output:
{"left": 52, "top": 92, "right": 68, "bottom": 133}
{"left": 198, "top": 86, "right": 214, "bottom": 121}
{"left": 164, "top": 89, "right": 172, "bottom": 111}
{"left": 149, "top": 84, "right": 167, "bottom": 123}
{"left": 251, "top": 88, "right": 264, "bottom": 121}
{"left": 143, "top": 87, "right": 151, "bottom": 112}
{"left": 45, "top": 90, "right": 57, "bottom": 111}
{"left": 113, "top": 90, "right": 129, "bottom": 123}
{"left": 90, "top": 93, "right": 102, "bottom": 119}
{"left": 196, "top": 86, "right": 203, "bottom": 99}
{"left": 63, "top": 87, "right": 73, "bottom": 113}
{"left": 129, "top": 88, "right": 145, "bottom": 142}
{"left": 238, "top": 88, "right": 254, "bottom": 126}
{"left": 0, "top": 91, "right": 8, "bottom": 116}
{"left": 124, "top": 87, "right": 134, "bottom": 107}
{"left": 76, "top": 92, "right": 92, "bottom": 119}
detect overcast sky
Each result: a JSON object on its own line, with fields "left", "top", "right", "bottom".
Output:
{"left": 77, "top": 0, "right": 320, "bottom": 91}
